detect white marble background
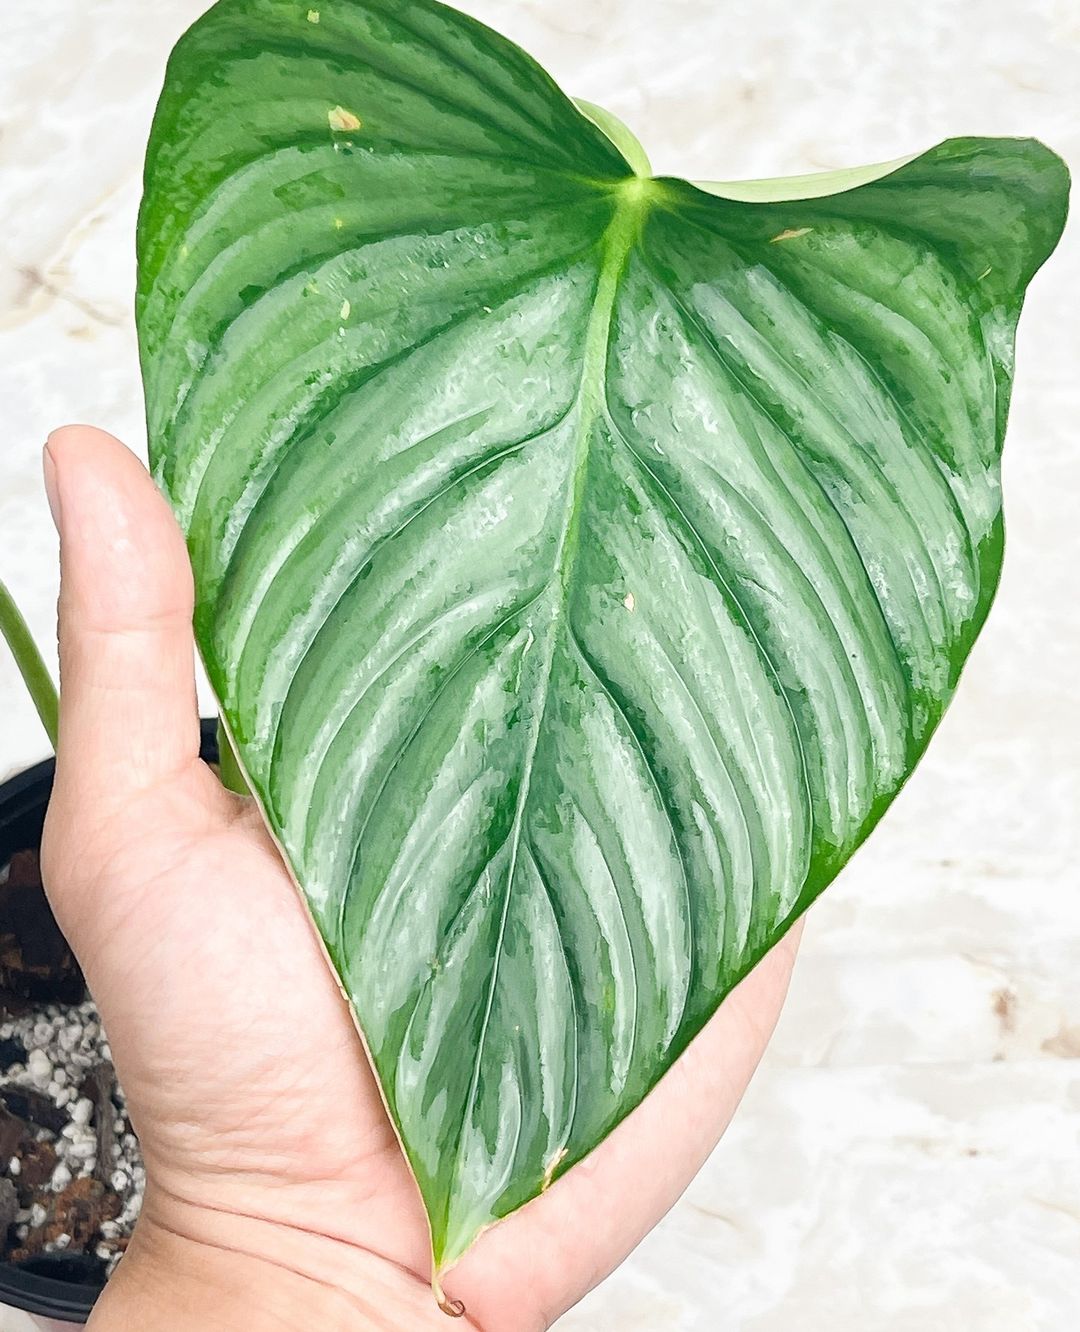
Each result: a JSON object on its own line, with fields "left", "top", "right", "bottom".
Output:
{"left": 1, "top": 1, "right": 1078, "bottom": 1329}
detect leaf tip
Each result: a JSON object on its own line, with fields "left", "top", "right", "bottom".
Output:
{"left": 433, "top": 1273, "right": 467, "bottom": 1320}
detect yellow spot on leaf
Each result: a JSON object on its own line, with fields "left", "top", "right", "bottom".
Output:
{"left": 333, "top": 217, "right": 344, "bottom": 230}
{"left": 770, "top": 227, "right": 813, "bottom": 244}
{"left": 624, "top": 592, "right": 636, "bottom": 613}
{"left": 328, "top": 106, "right": 362, "bottom": 133}
{"left": 307, "top": 9, "right": 320, "bottom": 22}
{"left": 340, "top": 299, "right": 351, "bottom": 320}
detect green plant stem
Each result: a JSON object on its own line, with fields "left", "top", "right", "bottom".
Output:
{"left": 0, "top": 579, "right": 59, "bottom": 749}
{"left": 216, "top": 717, "right": 250, "bottom": 796}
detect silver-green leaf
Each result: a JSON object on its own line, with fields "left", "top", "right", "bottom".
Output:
{"left": 136, "top": 0, "right": 1068, "bottom": 1273}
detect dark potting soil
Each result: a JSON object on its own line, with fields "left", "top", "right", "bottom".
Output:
{"left": 0, "top": 848, "right": 143, "bottom": 1280}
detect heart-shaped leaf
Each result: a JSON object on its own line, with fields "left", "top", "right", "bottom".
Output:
{"left": 137, "top": 0, "right": 1068, "bottom": 1276}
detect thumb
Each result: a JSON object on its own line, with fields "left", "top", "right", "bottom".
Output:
{"left": 44, "top": 425, "right": 202, "bottom": 817}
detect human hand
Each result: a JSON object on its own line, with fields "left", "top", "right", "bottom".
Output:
{"left": 39, "top": 425, "right": 801, "bottom": 1331}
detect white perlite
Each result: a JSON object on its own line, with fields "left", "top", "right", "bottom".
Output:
{"left": 1, "top": 998, "right": 144, "bottom": 1271}
{"left": 26, "top": 1049, "right": 52, "bottom": 1086}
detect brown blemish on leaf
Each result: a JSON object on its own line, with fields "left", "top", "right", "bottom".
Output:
{"left": 770, "top": 227, "right": 813, "bottom": 244}
{"left": 328, "top": 106, "right": 362, "bottom": 133}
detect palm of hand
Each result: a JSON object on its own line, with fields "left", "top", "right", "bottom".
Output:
{"left": 40, "top": 427, "right": 800, "bottom": 1332}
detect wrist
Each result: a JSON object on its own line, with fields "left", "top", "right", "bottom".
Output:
{"left": 88, "top": 1188, "right": 479, "bottom": 1332}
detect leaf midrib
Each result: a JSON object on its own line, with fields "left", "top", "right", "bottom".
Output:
{"left": 437, "top": 178, "right": 657, "bottom": 1265}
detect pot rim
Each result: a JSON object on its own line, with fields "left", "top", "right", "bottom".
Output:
{"left": 0, "top": 720, "right": 219, "bottom": 1322}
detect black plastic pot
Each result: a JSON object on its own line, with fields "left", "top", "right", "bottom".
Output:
{"left": 0, "top": 722, "right": 218, "bottom": 1324}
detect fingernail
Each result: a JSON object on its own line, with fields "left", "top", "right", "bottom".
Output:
{"left": 43, "top": 444, "right": 61, "bottom": 532}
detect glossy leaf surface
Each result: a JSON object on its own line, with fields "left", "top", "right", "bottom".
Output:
{"left": 137, "top": 0, "right": 1068, "bottom": 1272}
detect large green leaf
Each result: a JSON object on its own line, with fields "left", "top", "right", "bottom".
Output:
{"left": 136, "top": 0, "right": 1068, "bottom": 1277}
